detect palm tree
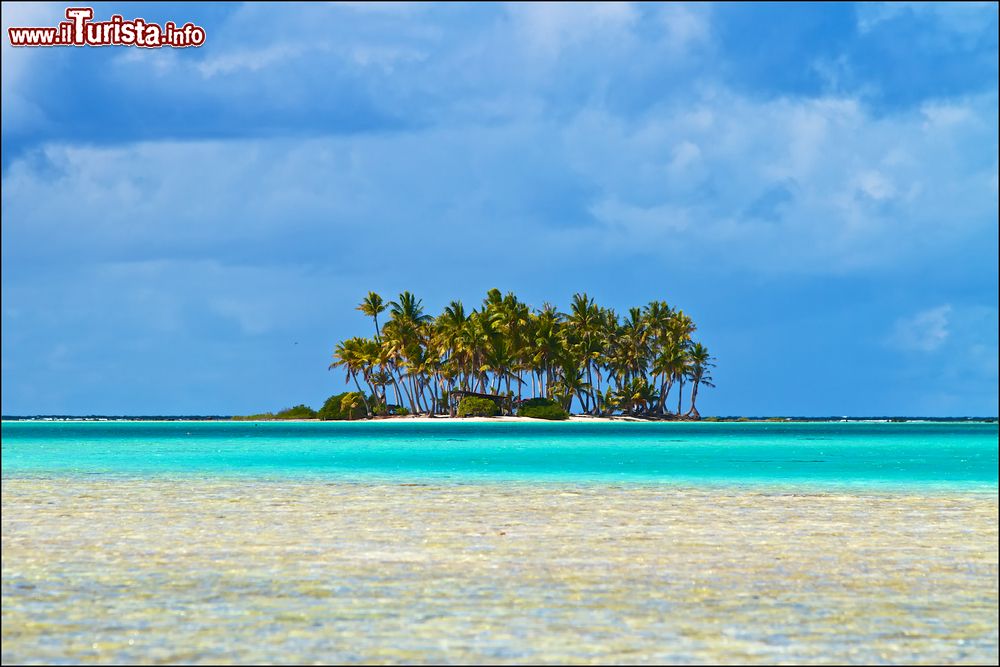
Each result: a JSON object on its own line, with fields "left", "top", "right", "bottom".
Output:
{"left": 532, "top": 304, "right": 562, "bottom": 399}
{"left": 619, "top": 307, "right": 648, "bottom": 380}
{"left": 568, "top": 293, "right": 600, "bottom": 412}
{"left": 435, "top": 300, "right": 468, "bottom": 392}
{"left": 674, "top": 346, "right": 691, "bottom": 417}
{"left": 380, "top": 320, "right": 417, "bottom": 413}
{"left": 652, "top": 342, "right": 686, "bottom": 416}
{"left": 340, "top": 392, "right": 362, "bottom": 420}
{"left": 552, "top": 363, "right": 592, "bottom": 412}
{"left": 331, "top": 291, "right": 715, "bottom": 419}
{"left": 329, "top": 337, "right": 372, "bottom": 417}
{"left": 613, "top": 376, "right": 657, "bottom": 416}
{"left": 481, "top": 337, "right": 518, "bottom": 395}
{"left": 685, "top": 343, "right": 715, "bottom": 420}
{"left": 388, "top": 291, "right": 432, "bottom": 327}
{"left": 385, "top": 292, "right": 433, "bottom": 413}
{"left": 357, "top": 291, "right": 386, "bottom": 341}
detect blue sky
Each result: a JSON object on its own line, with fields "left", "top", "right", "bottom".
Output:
{"left": 2, "top": 1, "right": 997, "bottom": 416}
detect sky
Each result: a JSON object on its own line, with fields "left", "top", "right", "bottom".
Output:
{"left": 1, "top": 1, "right": 997, "bottom": 417}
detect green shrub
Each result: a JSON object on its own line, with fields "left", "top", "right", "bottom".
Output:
{"left": 519, "top": 404, "right": 569, "bottom": 420}
{"left": 517, "top": 397, "right": 557, "bottom": 411}
{"left": 372, "top": 403, "right": 409, "bottom": 417}
{"left": 275, "top": 404, "right": 317, "bottom": 419}
{"left": 318, "top": 392, "right": 368, "bottom": 420}
{"left": 233, "top": 404, "right": 316, "bottom": 420}
{"left": 232, "top": 412, "right": 275, "bottom": 421}
{"left": 457, "top": 396, "right": 499, "bottom": 417}
{"left": 516, "top": 397, "right": 569, "bottom": 420}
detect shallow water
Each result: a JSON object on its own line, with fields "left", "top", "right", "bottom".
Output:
{"left": 2, "top": 421, "right": 997, "bottom": 487}
{"left": 2, "top": 422, "right": 997, "bottom": 663}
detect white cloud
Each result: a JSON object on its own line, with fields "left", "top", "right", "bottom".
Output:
{"left": 921, "top": 102, "right": 973, "bottom": 129}
{"left": 659, "top": 3, "right": 710, "bottom": 53}
{"left": 557, "top": 89, "right": 997, "bottom": 273}
{"left": 1, "top": 2, "right": 63, "bottom": 132}
{"left": 4, "top": 86, "right": 995, "bottom": 281}
{"left": 669, "top": 141, "right": 702, "bottom": 173}
{"left": 350, "top": 45, "right": 427, "bottom": 71}
{"left": 857, "top": 2, "right": 998, "bottom": 41}
{"left": 506, "top": 2, "right": 637, "bottom": 59}
{"left": 198, "top": 44, "right": 306, "bottom": 77}
{"left": 855, "top": 170, "right": 896, "bottom": 201}
{"left": 891, "top": 305, "right": 952, "bottom": 352}
{"left": 330, "top": 2, "right": 428, "bottom": 14}
{"left": 589, "top": 198, "right": 690, "bottom": 238}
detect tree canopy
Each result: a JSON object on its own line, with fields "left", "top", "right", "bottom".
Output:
{"left": 330, "top": 290, "right": 716, "bottom": 419}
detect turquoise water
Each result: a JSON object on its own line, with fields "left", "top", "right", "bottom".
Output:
{"left": 4, "top": 421, "right": 998, "bottom": 664}
{"left": 3, "top": 421, "right": 997, "bottom": 488}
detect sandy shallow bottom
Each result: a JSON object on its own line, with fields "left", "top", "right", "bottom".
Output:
{"left": 2, "top": 478, "right": 997, "bottom": 665}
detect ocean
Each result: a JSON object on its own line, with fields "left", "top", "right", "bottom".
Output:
{"left": 2, "top": 421, "right": 997, "bottom": 664}
{"left": 2, "top": 420, "right": 997, "bottom": 487}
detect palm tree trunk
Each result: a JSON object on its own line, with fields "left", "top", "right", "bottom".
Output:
{"left": 397, "top": 370, "right": 416, "bottom": 413}
{"left": 390, "top": 376, "right": 402, "bottom": 408}
{"left": 437, "top": 375, "right": 448, "bottom": 415}
{"left": 687, "top": 379, "right": 701, "bottom": 419}
{"left": 660, "top": 378, "right": 673, "bottom": 415}
{"left": 593, "top": 369, "right": 603, "bottom": 416}
{"left": 676, "top": 377, "right": 684, "bottom": 416}
{"left": 351, "top": 373, "right": 371, "bottom": 418}
{"left": 363, "top": 377, "right": 378, "bottom": 416}
{"left": 412, "top": 376, "right": 425, "bottom": 414}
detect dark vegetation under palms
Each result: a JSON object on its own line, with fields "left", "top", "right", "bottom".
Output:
{"left": 330, "top": 290, "right": 716, "bottom": 420}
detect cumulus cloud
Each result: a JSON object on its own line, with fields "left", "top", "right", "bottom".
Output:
{"left": 2, "top": 86, "right": 996, "bottom": 282}
{"left": 198, "top": 44, "right": 307, "bottom": 77}
{"left": 854, "top": 170, "right": 895, "bottom": 201}
{"left": 857, "top": 2, "right": 997, "bottom": 39}
{"left": 1, "top": 2, "right": 64, "bottom": 133}
{"left": 660, "top": 3, "right": 710, "bottom": 52}
{"left": 506, "top": 2, "right": 638, "bottom": 59}
{"left": 556, "top": 90, "right": 996, "bottom": 274}
{"left": 892, "top": 305, "right": 952, "bottom": 352}
{"left": 884, "top": 303, "right": 998, "bottom": 414}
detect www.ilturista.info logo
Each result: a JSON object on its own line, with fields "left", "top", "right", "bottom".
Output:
{"left": 8, "top": 7, "right": 206, "bottom": 48}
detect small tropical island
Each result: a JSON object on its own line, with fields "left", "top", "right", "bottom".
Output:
{"left": 236, "top": 289, "right": 716, "bottom": 422}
